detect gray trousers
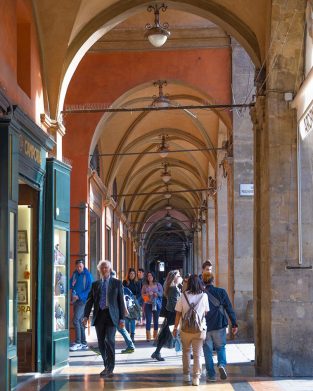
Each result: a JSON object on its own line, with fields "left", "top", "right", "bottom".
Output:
{"left": 73, "top": 300, "right": 86, "bottom": 344}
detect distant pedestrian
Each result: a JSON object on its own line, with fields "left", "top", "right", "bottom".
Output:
{"left": 182, "top": 273, "right": 191, "bottom": 292}
{"left": 83, "top": 260, "right": 125, "bottom": 378}
{"left": 202, "top": 272, "right": 238, "bottom": 382}
{"left": 69, "top": 259, "right": 93, "bottom": 351}
{"left": 137, "top": 268, "right": 145, "bottom": 324}
{"left": 173, "top": 274, "right": 209, "bottom": 386}
{"left": 151, "top": 270, "right": 182, "bottom": 361}
{"left": 141, "top": 271, "right": 163, "bottom": 341}
{"left": 111, "top": 270, "right": 135, "bottom": 354}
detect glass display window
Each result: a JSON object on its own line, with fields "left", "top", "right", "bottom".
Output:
{"left": 53, "top": 229, "right": 67, "bottom": 332}
{"left": 9, "top": 212, "right": 16, "bottom": 346}
{"left": 17, "top": 205, "right": 32, "bottom": 332}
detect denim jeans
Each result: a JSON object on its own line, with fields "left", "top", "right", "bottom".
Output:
{"left": 117, "top": 326, "right": 135, "bottom": 350}
{"left": 203, "top": 328, "right": 227, "bottom": 378}
{"left": 145, "top": 303, "right": 160, "bottom": 331}
{"left": 125, "top": 318, "right": 136, "bottom": 334}
{"left": 73, "top": 300, "right": 86, "bottom": 344}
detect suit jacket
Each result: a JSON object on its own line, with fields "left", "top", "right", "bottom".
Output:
{"left": 84, "top": 277, "right": 125, "bottom": 327}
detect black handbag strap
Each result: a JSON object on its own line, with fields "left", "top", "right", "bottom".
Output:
{"left": 206, "top": 290, "right": 225, "bottom": 316}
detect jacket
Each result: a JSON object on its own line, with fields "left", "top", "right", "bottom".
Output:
{"left": 122, "top": 279, "right": 140, "bottom": 298}
{"left": 70, "top": 268, "right": 93, "bottom": 303}
{"left": 204, "top": 284, "right": 238, "bottom": 331}
{"left": 84, "top": 277, "right": 125, "bottom": 327}
{"left": 166, "top": 286, "right": 181, "bottom": 312}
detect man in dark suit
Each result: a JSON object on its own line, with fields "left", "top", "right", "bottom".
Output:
{"left": 82, "top": 260, "right": 125, "bottom": 377}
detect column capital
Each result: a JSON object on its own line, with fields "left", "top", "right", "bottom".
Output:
{"left": 40, "top": 113, "right": 66, "bottom": 137}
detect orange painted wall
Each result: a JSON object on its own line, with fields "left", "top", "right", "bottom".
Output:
{"left": 0, "top": 0, "right": 45, "bottom": 124}
{"left": 63, "top": 48, "right": 231, "bottom": 291}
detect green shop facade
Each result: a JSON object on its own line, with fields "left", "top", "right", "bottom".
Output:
{"left": 0, "top": 92, "right": 71, "bottom": 391}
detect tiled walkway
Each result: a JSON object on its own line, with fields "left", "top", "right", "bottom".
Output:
{"left": 17, "top": 327, "right": 313, "bottom": 391}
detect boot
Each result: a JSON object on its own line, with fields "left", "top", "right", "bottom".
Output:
{"left": 153, "top": 329, "right": 158, "bottom": 340}
{"left": 131, "top": 333, "right": 135, "bottom": 343}
{"left": 146, "top": 330, "right": 151, "bottom": 342}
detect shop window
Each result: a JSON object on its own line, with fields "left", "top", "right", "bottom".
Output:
{"left": 90, "top": 145, "right": 100, "bottom": 176}
{"left": 90, "top": 210, "right": 100, "bottom": 279}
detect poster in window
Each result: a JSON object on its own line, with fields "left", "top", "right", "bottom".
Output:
{"left": 18, "top": 230, "right": 28, "bottom": 253}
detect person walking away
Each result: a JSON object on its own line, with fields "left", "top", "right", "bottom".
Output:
{"left": 141, "top": 271, "right": 163, "bottom": 341}
{"left": 173, "top": 274, "right": 209, "bottom": 386}
{"left": 202, "top": 272, "right": 238, "bottom": 382}
{"left": 82, "top": 260, "right": 125, "bottom": 378}
{"left": 70, "top": 259, "right": 93, "bottom": 351}
{"left": 110, "top": 270, "right": 135, "bottom": 354}
{"left": 123, "top": 268, "right": 140, "bottom": 341}
{"left": 151, "top": 270, "right": 182, "bottom": 361}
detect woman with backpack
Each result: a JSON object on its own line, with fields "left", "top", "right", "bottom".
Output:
{"left": 123, "top": 268, "right": 141, "bottom": 341}
{"left": 173, "top": 274, "right": 209, "bottom": 386}
{"left": 151, "top": 270, "right": 182, "bottom": 361}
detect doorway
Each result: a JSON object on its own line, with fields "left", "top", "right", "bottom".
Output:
{"left": 17, "top": 184, "right": 38, "bottom": 373}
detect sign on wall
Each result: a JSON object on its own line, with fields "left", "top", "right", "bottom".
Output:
{"left": 239, "top": 184, "right": 254, "bottom": 196}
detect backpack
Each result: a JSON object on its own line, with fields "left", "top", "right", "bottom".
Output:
{"left": 181, "top": 292, "right": 203, "bottom": 334}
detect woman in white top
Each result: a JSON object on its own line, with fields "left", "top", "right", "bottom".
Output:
{"left": 173, "top": 274, "right": 209, "bottom": 386}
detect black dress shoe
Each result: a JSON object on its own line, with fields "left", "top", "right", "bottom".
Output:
{"left": 151, "top": 351, "right": 165, "bottom": 361}
{"left": 100, "top": 369, "right": 107, "bottom": 377}
{"left": 106, "top": 371, "right": 114, "bottom": 378}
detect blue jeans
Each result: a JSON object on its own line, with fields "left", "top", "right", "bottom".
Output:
{"left": 117, "top": 326, "right": 135, "bottom": 350}
{"left": 145, "top": 303, "right": 160, "bottom": 331}
{"left": 203, "top": 328, "right": 227, "bottom": 378}
{"left": 125, "top": 318, "right": 136, "bottom": 334}
{"left": 73, "top": 300, "right": 86, "bottom": 344}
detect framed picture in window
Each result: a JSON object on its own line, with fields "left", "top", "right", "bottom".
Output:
{"left": 17, "top": 281, "right": 28, "bottom": 304}
{"left": 18, "top": 230, "right": 28, "bottom": 253}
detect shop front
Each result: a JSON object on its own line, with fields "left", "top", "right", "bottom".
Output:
{"left": 0, "top": 96, "right": 71, "bottom": 390}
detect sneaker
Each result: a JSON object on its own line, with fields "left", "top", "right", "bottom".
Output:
{"left": 70, "top": 343, "right": 82, "bottom": 351}
{"left": 192, "top": 377, "right": 200, "bottom": 386}
{"left": 206, "top": 376, "right": 217, "bottom": 382}
{"left": 121, "top": 347, "right": 135, "bottom": 354}
{"left": 183, "top": 374, "right": 191, "bottom": 382}
{"left": 81, "top": 343, "right": 89, "bottom": 350}
{"left": 218, "top": 366, "right": 227, "bottom": 380}
{"left": 151, "top": 352, "right": 165, "bottom": 361}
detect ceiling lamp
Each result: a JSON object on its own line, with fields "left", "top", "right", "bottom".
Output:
{"left": 145, "top": 4, "right": 170, "bottom": 48}
{"left": 158, "top": 134, "right": 169, "bottom": 158}
{"left": 164, "top": 184, "right": 171, "bottom": 199}
{"left": 165, "top": 211, "right": 171, "bottom": 221}
{"left": 152, "top": 80, "right": 170, "bottom": 108}
{"left": 161, "top": 161, "right": 171, "bottom": 183}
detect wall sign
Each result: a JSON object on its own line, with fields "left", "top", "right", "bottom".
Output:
{"left": 299, "top": 99, "right": 313, "bottom": 140}
{"left": 240, "top": 184, "right": 254, "bottom": 196}
{"left": 19, "top": 135, "right": 42, "bottom": 165}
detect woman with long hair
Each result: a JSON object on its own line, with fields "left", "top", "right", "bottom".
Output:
{"left": 173, "top": 274, "right": 209, "bottom": 386}
{"left": 141, "top": 271, "right": 163, "bottom": 341}
{"left": 151, "top": 269, "right": 182, "bottom": 361}
{"left": 123, "top": 268, "right": 140, "bottom": 341}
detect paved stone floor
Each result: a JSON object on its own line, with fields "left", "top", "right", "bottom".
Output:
{"left": 17, "top": 326, "right": 313, "bottom": 391}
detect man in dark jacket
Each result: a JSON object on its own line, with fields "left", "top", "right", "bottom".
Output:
{"left": 203, "top": 272, "right": 238, "bottom": 382}
{"left": 83, "top": 260, "right": 125, "bottom": 377}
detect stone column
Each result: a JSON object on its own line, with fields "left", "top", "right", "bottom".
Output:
{"left": 216, "top": 122, "right": 230, "bottom": 290}
{"left": 252, "top": 0, "right": 311, "bottom": 376}
{"left": 207, "top": 197, "right": 216, "bottom": 267}
{"left": 232, "top": 40, "right": 255, "bottom": 340}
